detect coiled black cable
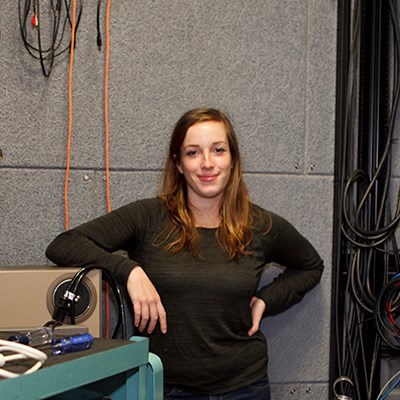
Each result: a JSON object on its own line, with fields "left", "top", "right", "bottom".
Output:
{"left": 374, "top": 274, "right": 400, "bottom": 351}
{"left": 48, "top": 265, "right": 127, "bottom": 340}
{"left": 18, "top": 0, "right": 83, "bottom": 77}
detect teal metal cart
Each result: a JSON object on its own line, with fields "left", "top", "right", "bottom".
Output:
{"left": 0, "top": 337, "right": 163, "bottom": 400}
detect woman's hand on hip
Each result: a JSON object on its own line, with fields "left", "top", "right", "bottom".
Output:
{"left": 127, "top": 266, "right": 167, "bottom": 334}
{"left": 248, "top": 296, "right": 266, "bottom": 336}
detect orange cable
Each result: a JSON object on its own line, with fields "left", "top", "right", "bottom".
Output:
{"left": 64, "top": 0, "right": 78, "bottom": 231}
{"left": 104, "top": 0, "right": 112, "bottom": 338}
{"left": 104, "top": 0, "right": 112, "bottom": 214}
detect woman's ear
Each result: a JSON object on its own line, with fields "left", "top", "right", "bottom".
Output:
{"left": 173, "top": 154, "right": 183, "bottom": 174}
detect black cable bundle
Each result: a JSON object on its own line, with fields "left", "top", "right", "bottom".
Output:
{"left": 374, "top": 274, "right": 400, "bottom": 351}
{"left": 332, "top": 1, "right": 400, "bottom": 399}
{"left": 340, "top": 0, "right": 400, "bottom": 256}
{"left": 18, "top": 0, "right": 83, "bottom": 77}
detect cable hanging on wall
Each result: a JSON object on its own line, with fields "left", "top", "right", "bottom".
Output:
{"left": 64, "top": 0, "right": 79, "bottom": 232}
{"left": 102, "top": 0, "right": 113, "bottom": 339}
{"left": 333, "top": 0, "right": 400, "bottom": 399}
{"left": 18, "top": 0, "right": 112, "bottom": 230}
{"left": 18, "top": 0, "right": 83, "bottom": 78}
{"left": 54, "top": 0, "right": 111, "bottom": 230}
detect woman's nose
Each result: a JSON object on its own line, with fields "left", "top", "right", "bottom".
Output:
{"left": 201, "top": 153, "right": 214, "bottom": 169}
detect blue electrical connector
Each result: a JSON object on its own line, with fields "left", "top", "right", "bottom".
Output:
{"left": 52, "top": 333, "right": 94, "bottom": 355}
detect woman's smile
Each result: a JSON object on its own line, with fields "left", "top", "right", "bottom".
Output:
{"left": 198, "top": 174, "right": 218, "bottom": 182}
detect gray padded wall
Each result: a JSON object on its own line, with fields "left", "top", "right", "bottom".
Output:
{"left": 0, "top": 1, "right": 337, "bottom": 398}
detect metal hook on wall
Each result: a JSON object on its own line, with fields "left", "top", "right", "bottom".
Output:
{"left": 333, "top": 376, "right": 354, "bottom": 400}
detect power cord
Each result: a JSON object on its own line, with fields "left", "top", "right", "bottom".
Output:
{"left": 46, "top": 266, "right": 127, "bottom": 339}
{"left": 0, "top": 339, "right": 47, "bottom": 379}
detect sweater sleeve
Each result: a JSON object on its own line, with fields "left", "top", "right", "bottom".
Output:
{"left": 46, "top": 199, "right": 155, "bottom": 285}
{"left": 255, "top": 213, "right": 324, "bottom": 316}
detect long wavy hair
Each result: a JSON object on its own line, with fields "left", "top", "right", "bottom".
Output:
{"left": 158, "top": 108, "right": 253, "bottom": 260}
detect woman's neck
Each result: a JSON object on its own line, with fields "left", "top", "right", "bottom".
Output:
{"left": 188, "top": 200, "right": 222, "bottom": 228}
{"left": 194, "top": 213, "right": 221, "bottom": 228}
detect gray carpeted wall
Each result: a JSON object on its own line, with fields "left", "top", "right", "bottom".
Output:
{"left": 0, "top": 1, "right": 337, "bottom": 398}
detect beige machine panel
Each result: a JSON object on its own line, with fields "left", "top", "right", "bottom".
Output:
{"left": 0, "top": 266, "right": 102, "bottom": 337}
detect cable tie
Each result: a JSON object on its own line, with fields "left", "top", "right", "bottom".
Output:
{"left": 63, "top": 290, "right": 77, "bottom": 302}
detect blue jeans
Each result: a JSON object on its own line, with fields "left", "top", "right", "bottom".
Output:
{"left": 163, "top": 374, "right": 271, "bottom": 400}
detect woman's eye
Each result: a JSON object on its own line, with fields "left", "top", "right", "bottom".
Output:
{"left": 215, "top": 147, "right": 226, "bottom": 154}
{"left": 186, "top": 150, "right": 198, "bottom": 156}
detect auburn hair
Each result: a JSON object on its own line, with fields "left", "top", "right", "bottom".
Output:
{"left": 158, "top": 108, "right": 252, "bottom": 260}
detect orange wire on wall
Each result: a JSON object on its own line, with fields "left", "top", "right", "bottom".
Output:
{"left": 104, "top": 0, "right": 112, "bottom": 339}
{"left": 104, "top": 0, "right": 112, "bottom": 215}
{"left": 64, "top": 0, "right": 78, "bottom": 231}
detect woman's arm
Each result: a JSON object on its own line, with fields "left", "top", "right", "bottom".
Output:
{"left": 46, "top": 199, "right": 167, "bottom": 333}
{"left": 256, "top": 213, "right": 324, "bottom": 316}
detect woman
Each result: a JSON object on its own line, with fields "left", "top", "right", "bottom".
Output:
{"left": 46, "top": 108, "right": 324, "bottom": 399}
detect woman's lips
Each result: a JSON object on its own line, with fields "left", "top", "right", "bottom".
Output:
{"left": 198, "top": 175, "right": 217, "bottom": 182}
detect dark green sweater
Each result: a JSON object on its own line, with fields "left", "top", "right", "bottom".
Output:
{"left": 46, "top": 197, "right": 323, "bottom": 394}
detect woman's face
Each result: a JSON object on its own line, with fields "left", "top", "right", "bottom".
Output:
{"left": 176, "top": 121, "right": 232, "bottom": 207}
